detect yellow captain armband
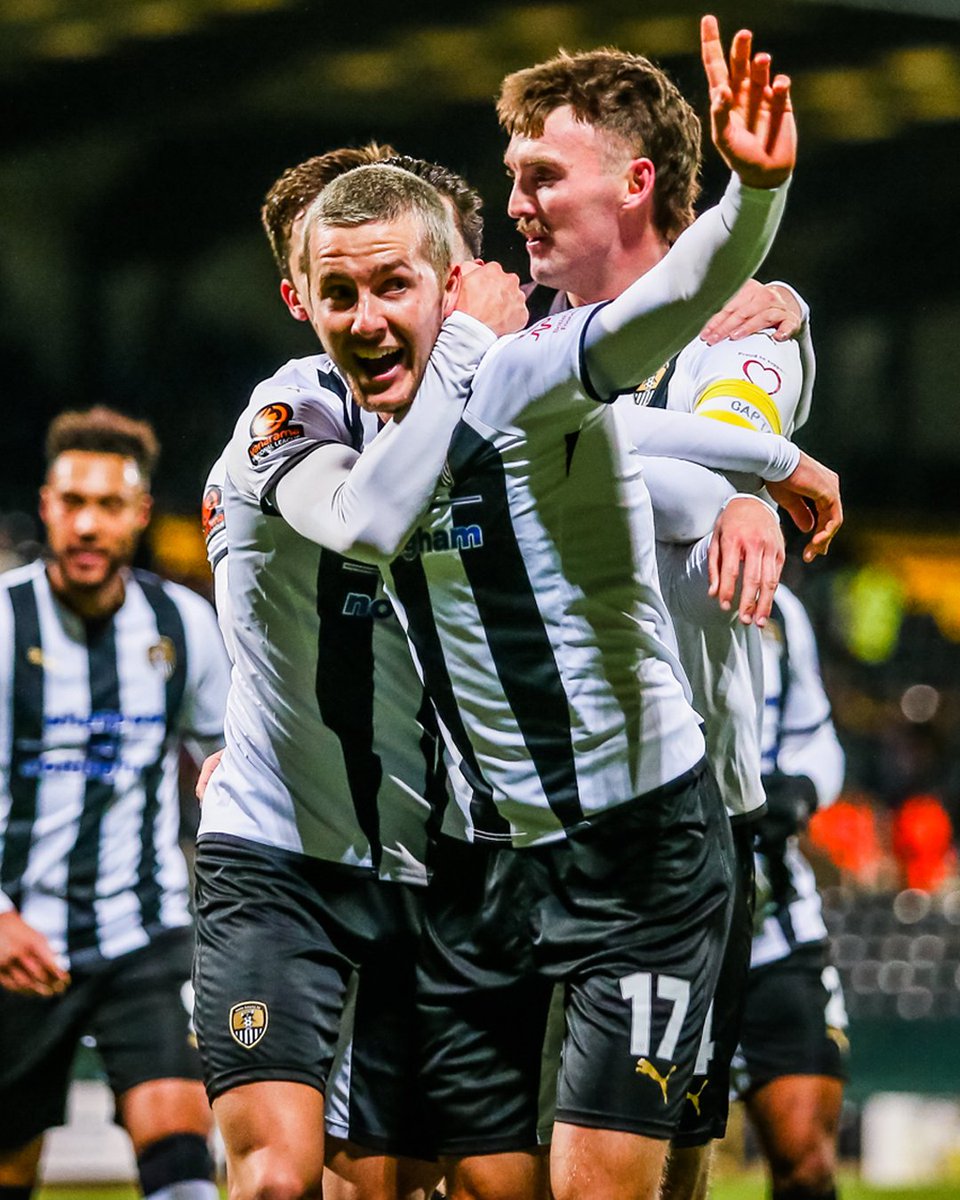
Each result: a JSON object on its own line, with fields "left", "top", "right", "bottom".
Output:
{"left": 694, "top": 379, "right": 783, "bottom": 435}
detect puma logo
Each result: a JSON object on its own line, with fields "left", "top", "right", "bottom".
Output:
{"left": 685, "top": 1078, "right": 709, "bottom": 1115}
{"left": 635, "top": 1058, "right": 676, "bottom": 1103}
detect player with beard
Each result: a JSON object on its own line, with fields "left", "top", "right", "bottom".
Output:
{"left": 0, "top": 407, "right": 228, "bottom": 1200}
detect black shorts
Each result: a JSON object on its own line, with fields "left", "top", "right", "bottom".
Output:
{"left": 0, "top": 927, "right": 200, "bottom": 1150}
{"left": 418, "top": 765, "right": 734, "bottom": 1155}
{"left": 672, "top": 818, "right": 756, "bottom": 1148}
{"left": 732, "top": 944, "right": 849, "bottom": 1098}
{"left": 192, "top": 834, "right": 432, "bottom": 1159}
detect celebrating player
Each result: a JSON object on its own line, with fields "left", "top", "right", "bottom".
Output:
{"left": 292, "top": 17, "right": 837, "bottom": 1200}
{"left": 0, "top": 408, "right": 229, "bottom": 1200}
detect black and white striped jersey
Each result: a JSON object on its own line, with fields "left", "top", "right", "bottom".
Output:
{"left": 752, "top": 584, "right": 845, "bottom": 967}
{"left": 379, "top": 177, "right": 793, "bottom": 847}
{"left": 198, "top": 355, "right": 450, "bottom": 883}
{"left": 383, "top": 303, "right": 707, "bottom": 847}
{"left": 524, "top": 291, "right": 807, "bottom": 821}
{"left": 0, "top": 560, "right": 229, "bottom": 968}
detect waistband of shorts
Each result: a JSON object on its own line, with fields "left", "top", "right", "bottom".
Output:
{"left": 438, "top": 758, "right": 712, "bottom": 857}
{"left": 197, "top": 832, "right": 382, "bottom": 880}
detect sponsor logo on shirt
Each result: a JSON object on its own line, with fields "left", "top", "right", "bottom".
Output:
{"left": 247, "top": 402, "right": 305, "bottom": 464}
{"left": 342, "top": 593, "right": 395, "bottom": 620}
{"left": 400, "top": 522, "right": 484, "bottom": 562}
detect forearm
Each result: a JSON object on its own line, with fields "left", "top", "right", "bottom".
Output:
{"left": 277, "top": 313, "right": 494, "bottom": 562}
{"left": 642, "top": 457, "right": 738, "bottom": 543}
{"left": 585, "top": 175, "right": 789, "bottom": 395}
{"left": 617, "top": 404, "right": 799, "bottom": 480}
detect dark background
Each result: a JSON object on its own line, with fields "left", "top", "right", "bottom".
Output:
{"left": 2, "top": 0, "right": 958, "bottom": 520}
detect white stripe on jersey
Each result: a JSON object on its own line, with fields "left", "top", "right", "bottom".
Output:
{"left": 0, "top": 560, "right": 227, "bottom": 966}
{"left": 752, "top": 584, "right": 844, "bottom": 966}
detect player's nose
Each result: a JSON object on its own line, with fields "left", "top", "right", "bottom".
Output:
{"left": 351, "top": 292, "right": 387, "bottom": 337}
{"left": 506, "top": 179, "right": 535, "bottom": 221}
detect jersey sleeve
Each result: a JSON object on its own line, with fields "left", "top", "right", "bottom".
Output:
{"left": 176, "top": 589, "right": 231, "bottom": 742}
{"left": 772, "top": 587, "right": 845, "bottom": 809}
{"left": 228, "top": 364, "right": 357, "bottom": 514}
{"left": 273, "top": 312, "right": 496, "bottom": 563}
{"left": 582, "top": 175, "right": 789, "bottom": 400}
{"left": 684, "top": 331, "right": 804, "bottom": 438}
{"left": 614, "top": 404, "right": 800, "bottom": 480}
{"left": 640, "top": 457, "right": 738, "bottom": 544}
{"left": 201, "top": 453, "right": 228, "bottom": 572}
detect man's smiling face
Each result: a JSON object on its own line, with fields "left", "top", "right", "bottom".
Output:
{"left": 305, "top": 213, "right": 458, "bottom": 417}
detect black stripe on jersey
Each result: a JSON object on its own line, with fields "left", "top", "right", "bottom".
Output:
{"left": 136, "top": 573, "right": 189, "bottom": 930}
{"left": 416, "top": 691, "right": 449, "bottom": 844}
{"left": 647, "top": 353, "right": 680, "bottom": 409}
{"left": 66, "top": 619, "right": 121, "bottom": 957}
{"left": 315, "top": 365, "right": 363, "bottom": 453}
{"left": 447, "top": 423, "right": 584, "bottom": 829}
{"left": 315, "top": 550, "right": 384, "bottom": 872}
{"left": 389, "top": 555, "right": 509, "bottom": 841}
{"left": 1, "top": 581, "right": 45, "bottom": 903}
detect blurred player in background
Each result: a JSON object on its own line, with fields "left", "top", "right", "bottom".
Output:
{"left": 0, "top": 407, "right": 229, "bottom": 1200}
{"left": 733, "top": 581, "right": 848, "bottom": 1200}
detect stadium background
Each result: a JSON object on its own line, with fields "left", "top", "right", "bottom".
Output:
{"left": 2, "top": 0, "right": 960, "bottom": 1192}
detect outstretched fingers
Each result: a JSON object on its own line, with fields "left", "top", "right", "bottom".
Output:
{"left": 766, "top": 76, "right": 793, "bottom": 155}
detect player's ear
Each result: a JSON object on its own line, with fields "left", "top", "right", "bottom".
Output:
{"left": 280, "top": 279, "right": 310, "bottom": 322}
{"left": 136, "top": 491, "right": 153, "bottom": 531}
{"left": 623, "top": 157, "right": 656, "bottom": 208}
{"left": 441, "top": 263, "right": 462, "bottom": 318}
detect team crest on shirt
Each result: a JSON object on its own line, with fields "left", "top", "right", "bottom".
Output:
{"left": 27, "top": 646, "right": 47, "bottom": 668}
{"left": 633, "top": 362, "right": 669, "bottom": 405}
{"left": 229, "top": 1001, "right": 269, "bottom": 1049}
{"left": 201, "top": 485, "right": 225, "bottom": 542}
{"left": 147, "top": 636, "right": 177, "bottom": 680}
{"left": 247, "top": 402, "right": 305, "bottom": 464}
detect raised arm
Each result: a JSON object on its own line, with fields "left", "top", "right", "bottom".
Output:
{"left": 584, "top": 16, "right": 796, "bottom": 396}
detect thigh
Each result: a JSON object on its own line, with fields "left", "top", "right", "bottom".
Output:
{"left": 214, "top": 1079, "right": 325, "bottom": 1199}
{"left": 746, "top": 1074, "right": 844, "bottom": 1172}
{"left": 90, "top": 929, "right": 202, "bottom": 1097}
{"left": 418, "top": 836, "right": 554, "bottom": 1157}
{"left": 0, "top": 975, "right": 98, "bottom": 1149}
{"left": 672, "top": 820, "right": 755, "bottom": 1148}
{"left": 549, "top": 770, "right": 733, "bottom": 1141}
{"left": 324, "top": 883, "right": 435, "bottom": 1161}
{"left": 192, "top": 837, "right": 355, "bottom": 1104}
{"left": 735, "top": 951, "right": 849, "bottom": 1097}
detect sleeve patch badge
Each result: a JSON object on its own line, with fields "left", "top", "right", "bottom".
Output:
{"left": 742, "top": 359, "right": 782, "bottom": 396}
{"left": 229, "top": 1000, "right": 269, "bottom": 1049}
{"left": 248, "top": 402, "right": 305, "bottom": 464}
{"left": 201, "top": 485, "right": 225, "bottom": 543}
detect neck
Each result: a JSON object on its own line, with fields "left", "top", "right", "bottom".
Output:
{"left": 46, "top": 561, "right": 126, "bottom": 623}
{"left": 565, "top": 229, "right": 670, "bottom": 307}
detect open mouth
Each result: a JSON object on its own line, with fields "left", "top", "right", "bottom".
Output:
{"left": 354, "top": 347, "right": 403, "bottom": 385}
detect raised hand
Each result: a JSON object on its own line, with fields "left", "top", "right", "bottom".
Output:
{"left": 701, "top": 14, "right": 796, "bottom": 189}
